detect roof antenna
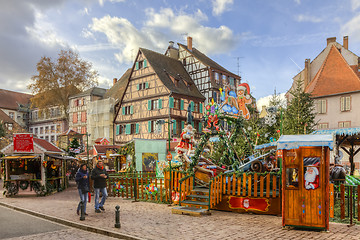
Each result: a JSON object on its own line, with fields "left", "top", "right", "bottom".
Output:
{"left": 289, "top": 57, "right": 301, "bottom": 72}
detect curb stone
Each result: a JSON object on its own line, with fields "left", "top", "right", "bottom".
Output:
{"left": 0, "top": 201, "right": 144, "bottom": 240}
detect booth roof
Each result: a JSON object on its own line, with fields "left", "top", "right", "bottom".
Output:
{"left": 277, "top": 134, "right": 334, "bottom": 150}
{"left": 34, "top": 138, "right": 63, "bottom": 153}
{"left": 312, "top": 127, "right": 360, "bottom": 136}
{"left": 254, "top": 141, "right": 277, "bottom": 150}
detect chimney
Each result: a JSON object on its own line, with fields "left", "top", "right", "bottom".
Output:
{"left": 113, "top": 78, "right": 117, "bottom": 85}
{"left": 187, "top": 36, "right": 192, "bottom": 51}
{"left": 304, "top": 59, "right": 311, "bottom": 87}
{"left": 327, "top": 37, "right": 336, "bottom": 46}
{"left": 343, "top": 36, "right": 349, "bottom": 49}
{"left": 167, "top": 41, "right": 179, "bottom": 59}
{"left": 169, "top": 41, "right": 174, "bottom": 48}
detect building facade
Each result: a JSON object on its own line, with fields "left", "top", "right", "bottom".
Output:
{"left": 114, "top": 48, "right": 205, "bottom": 144}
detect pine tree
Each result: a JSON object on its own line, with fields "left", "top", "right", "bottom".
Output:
{"left": 283, "top": 78, "right": 316, "bottom": 135}
{"left": 67, "top": 138, "right": 81, "bottom": 157}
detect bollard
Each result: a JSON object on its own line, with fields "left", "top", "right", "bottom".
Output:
{"left": 115, "top": 205, "right": 121, "bottom": 228}
{"left": 80, "top": 201, "right": 85, "bottom": 221}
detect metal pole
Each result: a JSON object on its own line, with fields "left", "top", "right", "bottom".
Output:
{"left": 80, "top": 201, "right": 85, "bottom": 221}
{"left": 86, "top": 132, "right": 89, "bottom": 164}
{"left": 168, "top": 118, "right": 172, "bottom": 204}
{"left": 114, "top": 205, "right": 121, "bottom": 228}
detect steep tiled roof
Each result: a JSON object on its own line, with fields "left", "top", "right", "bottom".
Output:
{"left": 178, "top": 43, "right": 239, "bottom": 78}
{"left": 34, "top": 138, "right": 63, "bottom": 153}
{"left": 0, "top": 89, "right": 32, "bottom": 111}
{"left": 140, "top": 48, "right": 205, "bottom": 100}
{"left": 305, "top": 45, "right": 360, "bottom": 97}
{"left": 93, "top": 145, "right": 120, "bottom": 155}
{"left": 69, "top": 87, "right": 107, "bottom": 99}
{"left": 103, "top": 68, "right": 131, "bottom": 100}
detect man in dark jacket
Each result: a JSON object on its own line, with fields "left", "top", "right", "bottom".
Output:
{"left": 75, "top": 164, "right": 89, "bottom": 215}
{"left": 91, "top": 160, "right": 109, "bottom": 213}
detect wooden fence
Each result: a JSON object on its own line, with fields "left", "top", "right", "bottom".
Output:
{"left": 210, "top": 172, "right": 281, "bottom": 208}
{"left": 107, "top": 172, "right": 167, "bottom": 203}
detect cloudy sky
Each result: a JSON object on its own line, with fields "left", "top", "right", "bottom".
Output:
{"left": 2, "top": 0, "right": 360, "bottom": 102}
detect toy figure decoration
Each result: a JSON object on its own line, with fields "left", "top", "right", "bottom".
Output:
{"left": 304, "top": 164, "right": 320, "bottom": 190}
{"left": 220, "top": 83, "right": 252, "bottom": 120}
{"left": 175, "top": 124, "right": 196, "bottom": 156}
{"left": 203, "top": 99, "right": 220, "bottom": 133}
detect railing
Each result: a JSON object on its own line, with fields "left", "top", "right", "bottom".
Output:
{"left": 164, "top": 169, "right": 187, "bottom": 203}
{"left": 178, "top": 173, "right": 195, "bottom": 206}
{"left": 210, "top": 172, "right": 281, "bottom": 208}
{"left": 330, "top": 183, "right": 360, "bottom": 224}
{"left": 107, "top": 172, "right": 166, "bottom": 203}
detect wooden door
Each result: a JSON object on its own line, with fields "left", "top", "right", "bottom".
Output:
{"left": 283, "top": 147, "right": 328, "bottom": 229}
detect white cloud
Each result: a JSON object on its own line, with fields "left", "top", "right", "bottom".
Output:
{"left": 256, "top": 93, "right": 286, "bottom": 112}
{"left": 351, "top": 0, "right": 360, "bottom": 11}
{"left": 294, "top": 0, "right": 301, "bottom": 5}
{"left": 212, "top": 0, "right": 234, "bottom": 16}
{"left": 89, "top": 8, "right": 238, "bottom": 64}
{"left": 98, "top": 0, "right": 125, "bottom": 6}
{"left": 341, "top": 15, "right": 360, "bottom": 42}
{"left": 295, "top": 14, "right": 322, "bottom": 23}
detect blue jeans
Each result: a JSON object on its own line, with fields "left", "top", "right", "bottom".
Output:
{"left": 77, "top": 188, "right": 88, "bottom": 213}
{"left": 94, "top": 187, "right": 108, "bottom": 210}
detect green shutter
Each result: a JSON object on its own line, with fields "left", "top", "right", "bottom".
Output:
{"left": 135, "top": 62, "right": 139, "bottom": 70}
{"left": 148, "top": 121, "right": 152, "bottom": 132}
{"left": 199, "top": 122, "right": 202, "bottom": 132}
{"left": 130, "top": 105, "right": 134, "bottom": 114}
{"left": 191, "top": 121, "right": 194, "bottom": 127}
{"left": 122, "top": 106, "right": 125, "bottom": 115}
{"left": 144, "top": 59, "right": 147, "bottom": 68}
{"left": 125, "top": 124, "right": 131, "bottom": 135}
{"left": 148, "top": 100, "right": 152, "bottom": 110}
{"left": 190, "top": 101, "right": 194, "bottom": 112}
{"left": 199, "top": 103, "right": 203, "bottom": 113}
{"left": 169, "top": 97, "right": 174, "bottom": 108}
{"left": 181, "top": 121, "right": 185, "bottom": 131}
{"left": 158, "top": 99, "right": 162, "bottom": 109}
{"left": 173, "top": 120, "right": 177, "bottom": 135}
{"left": 136, "top": 84, "right": 140, "bottom": 90}
{"left": 145, "top": 82, "right": 149, "bottom": 89}
{"left": 116, "top": 124, "right": 120, "bottom": 135}
{"left": 180, "top": 99, "right": 184, "bottom": 110}
{"left": 136, "top": 123, "right": 139, "bottom": 134}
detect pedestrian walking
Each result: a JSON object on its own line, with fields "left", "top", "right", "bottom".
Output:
{"left": 91, "top": 160, "right": 109, "bottom": 213}
{"left": 75, "top": 163, "right": 90, "bottom": 215}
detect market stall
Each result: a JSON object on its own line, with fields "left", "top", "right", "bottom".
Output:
{"left": 1, "top": 134, "right": 68, "bottom": 196}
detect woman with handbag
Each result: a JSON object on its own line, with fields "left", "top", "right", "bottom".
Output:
{"left": 75, "top": 163, "right": 90, "bottom": 215}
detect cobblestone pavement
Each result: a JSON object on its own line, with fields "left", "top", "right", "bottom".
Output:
{"left": 1, "top": 180, "right": 360, "bottom": 240}
{"left": 4, "top": 228, "right": 118, "bottom": 240}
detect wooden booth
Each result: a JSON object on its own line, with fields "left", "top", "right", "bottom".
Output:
{"left": 1, "top": 134, "right": 68, "bottom": 196}
{"left": 279, "top": 134, "right": 333, "bottom": 230}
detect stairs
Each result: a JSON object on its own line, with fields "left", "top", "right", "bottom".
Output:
{"left": 172, "top": 186, "right": 211, "bottom": 216}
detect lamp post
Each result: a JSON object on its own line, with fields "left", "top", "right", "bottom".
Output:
{"left": 86, "top": 132, "right": 91, "bottom": 168}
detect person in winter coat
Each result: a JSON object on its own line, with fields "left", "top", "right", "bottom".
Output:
{"left": 91, "top": 160, "right": 109, "bottom": 213}
{"left": 75, "top": 163, "right": 90, "bottom": 215}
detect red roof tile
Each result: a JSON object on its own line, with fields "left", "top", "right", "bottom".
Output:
{"left": 305, "top": 45, "right": 360, "bottom": 97}
{"left": 0, "top": 89, "right": 32, "bottom": 110}
{"left": 34, "top": 138, "right": 63, "bottom": 153}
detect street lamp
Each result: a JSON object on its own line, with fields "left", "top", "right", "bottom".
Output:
{"left": 85, "top": 132, "right": 91, "bottom": 168}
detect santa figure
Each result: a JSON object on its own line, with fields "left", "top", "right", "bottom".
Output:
{"left": 175, "top": 124, "right": 196, "bottom": 156}
{"left": 304, "top": 166, "right": 320, "bottom": 190}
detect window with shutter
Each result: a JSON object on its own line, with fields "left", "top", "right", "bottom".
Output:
{"left": 125, "top": 124, "right": 131, "bottom": 135}
{"left": 199, "top": 122, "right": 202, "bottom": 132}
{"left": 190, "top": 101, "right": 194, "bottom": 112}
{"left": 148, "top": 100, "right": 152, "bottom": 110}
{"left": 135, "top": 62, "right": 139, "bottom": 70}
{"left": 116, "top": 125, "right": 120, "bottom": 135}
{"left": 199, "top": 103, "right": 203, "bottom": 113}
{"left": 145, "top": 82, "right": 149, "bottom": 89}
{"left": 136, "top": 123, "right": 139, "bottom": 134}
{"left": 122, "top": 107, "right": 125, "bottom": 115}
{"left": 136, "top": 84, "right": 140, "bottom": 90}
{"left": 158, "top": 99, "right": 162, "bottom": 109}
{"left": 169, "top": 97, "right": 174, "bottom": 108}
{"left": 144, "top": 59, "right": 147, "bottom": 68}
{"left": 180, "top": 99, "right": 184, "bottom": 110}
{"left": 173, "top": 120, "right": 177, "bottom": 135}
{"left": 148, "top": 121, "right": 152, "bottom": 132}
{"left": 130, "top": 105, "right": 134, "bottom": 114}
{"left": 346, "top": 96, "right": 351, "bottom": 111}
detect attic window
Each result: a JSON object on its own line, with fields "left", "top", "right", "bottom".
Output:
{"left": 169, "top": 74, "right": 179, "bottom": 87}
{"left": 182, "top": 58, "right": 186, "bottom": 66}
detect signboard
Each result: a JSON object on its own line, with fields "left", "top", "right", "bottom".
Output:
{"left": 14, "top": 133, "right": 34, "bottom": 153}
{"left": 166, "top": 152, "right": 172, "bottom": 161}
{"left": 228, "top": 196, "right": 270, "bottom": 212}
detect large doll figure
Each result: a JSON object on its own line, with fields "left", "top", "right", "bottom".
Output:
{"left": 236, "top": 83, "right": 252, "bottom": 120}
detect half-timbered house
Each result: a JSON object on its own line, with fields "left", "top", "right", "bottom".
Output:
{"left": 114, "top": 48, "right": 205, "bottom": 144}
{"left": 165, "top": 37, "right": 241, "bottom": 105}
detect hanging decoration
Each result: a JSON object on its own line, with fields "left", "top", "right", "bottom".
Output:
{"left": 203, "top": 99, "right": 221, "bottom": 133}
